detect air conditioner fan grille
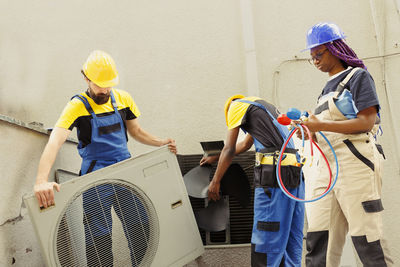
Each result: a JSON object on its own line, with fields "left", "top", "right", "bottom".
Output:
{"left": 55, "top": 180, "right": 159, "bottom": 267}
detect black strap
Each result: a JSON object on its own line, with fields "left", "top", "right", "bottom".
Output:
{"left": 343, "top": 139, "right": 374, "bottom": 171}
{"left": 259, "top": 147, "right": 298, "bottom": 154}
{"left": 314, "top": 101, "right": 329, "bottom": 115}
{"left": 86, "top": 160, "right": 97, "bottom": 174}
{"left": 263, "top": 187, "right": 272, "bottom": 198}
{"left": 375, "top": 144, "right": 386, "bottom": 159}
{"left": 335, "top": 67, "right": 360, "bottom": 95}
{"left": 257, "top": 221, "right": 280, "bottom": 232}
{"left": 335, "top": 82, "right": 348, "bottom": 96}
{"left": 72, "top": 94, "right": 95, "bottom": 115}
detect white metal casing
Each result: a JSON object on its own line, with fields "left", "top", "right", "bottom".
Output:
{"left": 24, "top": 146, "right": 204, "bottom": 266}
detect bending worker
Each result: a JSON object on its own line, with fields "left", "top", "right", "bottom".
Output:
{"left": 200, "top": 95, "right": 304, "bottom": 267}
{"left": 302, "top": 22, "right": 392, "bottom": 266}
{"left": 33, "top": 50, "right": 176, "bottom": 266}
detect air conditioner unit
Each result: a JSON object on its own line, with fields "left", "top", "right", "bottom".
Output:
{"left": 24, "top": 146, "right": 204, "bottom": 267}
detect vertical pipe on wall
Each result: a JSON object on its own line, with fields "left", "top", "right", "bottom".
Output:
{"left": 239, "top": 0, "right": 260, "bottom": 96}
{"left": 370, "top": 0, "right": 385, "bottom": 57}
{"left": 369, "top": 0, "right": 400, "bottom": 166}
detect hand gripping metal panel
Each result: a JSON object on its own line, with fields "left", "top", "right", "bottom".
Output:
{"left": 24, "top": 146, "right": 204, "bottom": 267}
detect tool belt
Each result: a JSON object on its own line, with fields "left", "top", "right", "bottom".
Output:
{"left": 254, "top": 147, "right": 302, "bottom": 189}
{"left": 255, "top": 147, "right": 299, "bottom": 167}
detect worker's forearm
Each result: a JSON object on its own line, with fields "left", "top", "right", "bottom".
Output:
{"left": 208, "top": 141, "right": 249, "bottom": 162}
{"left": 131, "top": 128, "right": 164, "bottom": 147}
{"left": 235, "top": 141, "right": 252, "bottom": 155}
{"left": 36, "top": 143, "right": 60, "bottom": 184}
{"left": 35, "top": 127, "right": 69, "bottom": 184}
{"left": 212, "top": 147, "right": 235, "bottom": 183}
{"left": 318, "top": 118, "right": 373, "bottom": 134}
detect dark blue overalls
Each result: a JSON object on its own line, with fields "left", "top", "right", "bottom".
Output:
{"left": 237, "top": 100, "right": 305, "bottom": 267}
{"left": 73, "top": 91, "right": 148, "bottom": 267}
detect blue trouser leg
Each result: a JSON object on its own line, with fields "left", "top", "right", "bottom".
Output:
{"left": 81, "top": 159, "right": 149, "bottom": 267}
{"left": 251, "top": 180, "right": 304, "bottom": 267}
{"left": 284, "top": 181, "right": 305, "bottom": 266}
{"left": 83, "top": 184, "right": 114, "bottom": 266}
{"left": 113, "top": 185, "right": 150, "bottom": 267}
{"left": 81, "top": 160, "right": 119, "bottom": 266}
{"left": 85, "top": 233, "right": 113, "bottom": 267}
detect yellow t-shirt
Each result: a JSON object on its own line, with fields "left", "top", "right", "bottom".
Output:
{"left": 226, "top": 96, "right": 285, "bottom": 149}
{"left": 55, "top": 88, "right": 140, "bottom": 147}
{"left": 226, "top": 96, "right": 261, "bottom": 129}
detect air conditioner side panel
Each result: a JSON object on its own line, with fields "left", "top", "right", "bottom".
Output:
{"left": 136, "top": 153, "right": 204, "bottom": 266}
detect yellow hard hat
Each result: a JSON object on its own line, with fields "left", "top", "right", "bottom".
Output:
{"left": 224, "top": 94, "right": 244, "bottom": 125}
{"left": 82, "top": 50, "right": 119, "bottom": 88}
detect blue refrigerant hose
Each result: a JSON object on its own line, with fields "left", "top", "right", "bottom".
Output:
{"left": 275, "top": 126, "right": 339, "bottom": 203}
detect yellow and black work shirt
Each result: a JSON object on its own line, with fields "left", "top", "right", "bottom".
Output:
{"left": 55, "top": 88, "right": 140, "bottom": 148}
{"left": 227, "top": 97, "right": 284, "bottom": 149}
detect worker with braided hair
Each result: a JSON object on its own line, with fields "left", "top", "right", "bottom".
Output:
{"left": 301, "top": 22, "right": 393, "bottom": 266}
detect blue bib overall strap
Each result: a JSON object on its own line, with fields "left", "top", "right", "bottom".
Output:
{"left": 72, "top": 90, "right": 131, "bottom": 166}
{"left": 235, "top": 99, "right": 295, "bottom": 150}
{"left": 72, "top": 91, "right": 132, "bottom": 233}
{"left": 252, "top": 137, "right": 265, "bottom": 152}
{"left": 236, "top": 100, "right": 304, "bottom": 266}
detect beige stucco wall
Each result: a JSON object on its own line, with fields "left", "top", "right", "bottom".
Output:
{"left": 1, "top": 0, "right": 399, "bottom": 266}
{"left": 0, "top": 0, "right": 246, "bottom": 156}
{"left": 0, "top": 119, "right": 81, "bottom": 266}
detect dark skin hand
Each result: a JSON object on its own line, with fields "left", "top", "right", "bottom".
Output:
{"left": 295, "top": 118, "right": 316, "bottom": 141}
{"left": 202, "top": 129, "right": 253, "bottom": 201}
{"left": 299, "top": 106, "right": 377, "bottom": 137}
{"left": 199, "top": 154, "right": 219, "bottom": 166}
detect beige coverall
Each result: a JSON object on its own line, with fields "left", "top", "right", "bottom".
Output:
{"left": 305, "top": 70, "right": 392, "bottom": 267}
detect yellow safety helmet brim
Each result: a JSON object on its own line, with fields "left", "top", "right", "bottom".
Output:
{"left": 83, "top": 50, "right": 119, "bottom": 88}
{"left": 224, "top": 94, "right": 245, "bottom": 126}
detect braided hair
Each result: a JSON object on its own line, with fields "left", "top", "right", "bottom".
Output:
{"left": 325, "top": 39, "right": 366, "bottom": 69}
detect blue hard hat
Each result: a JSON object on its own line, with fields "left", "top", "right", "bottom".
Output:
{"left": 304, "top": 22, "right": 346, "bottom": 50}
